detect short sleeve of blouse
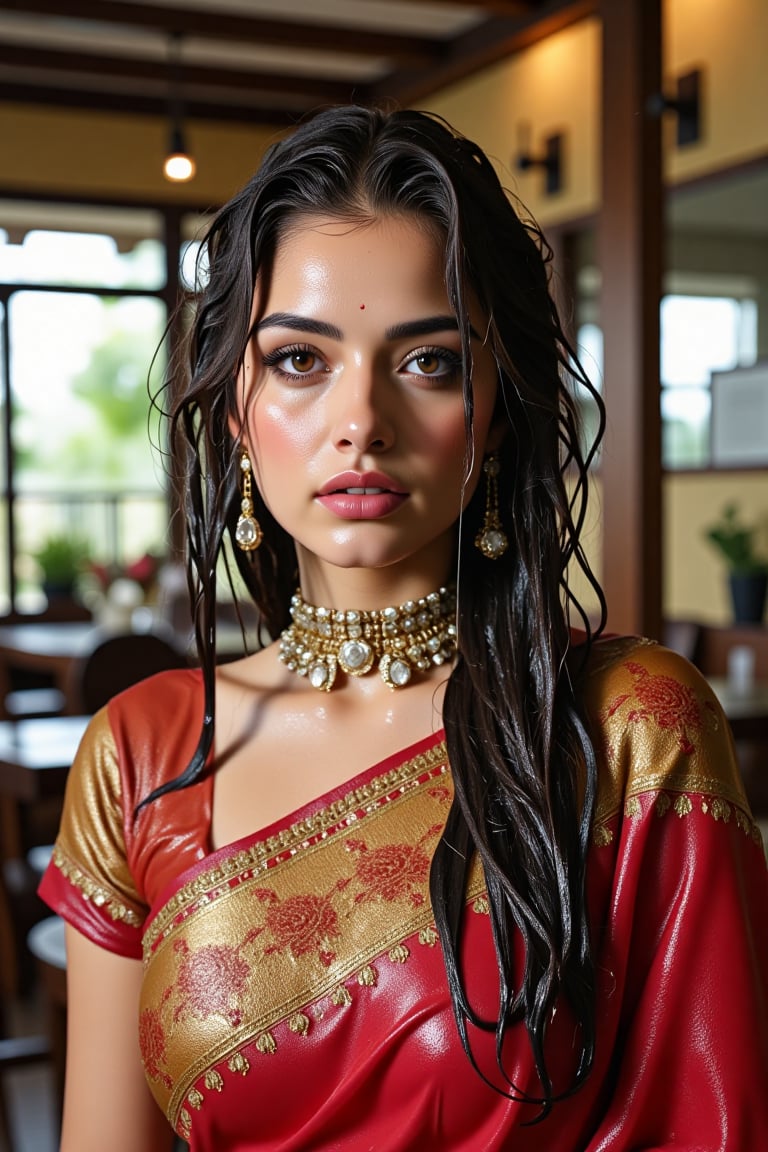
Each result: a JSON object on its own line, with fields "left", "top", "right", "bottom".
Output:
{"left": 38, "top": 707, "right": 147, "bottom": 959}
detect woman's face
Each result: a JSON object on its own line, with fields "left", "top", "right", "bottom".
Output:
{"left": 236, "top": 213, "right": 501, "bottom": 598}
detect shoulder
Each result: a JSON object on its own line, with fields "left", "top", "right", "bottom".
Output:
{"left": 578, "top": 636, "right": 748, "bottom": 826}
{"left": 106, "top": 666, "right": 204, "bottom": 745}
{"left": 61, "top": 668, "right": 205, "bottom": 825}
{"left": 105, "top": 667, "right": 206, "bottom": 807}
{"left": 107, "top": 665, "right": 204, "bottom": 725}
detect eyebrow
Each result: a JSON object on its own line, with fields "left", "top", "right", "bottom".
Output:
{"left": 255, "top": 313, "right": 342, "bottom": 339}
{"left": 254, "top": 312, "right": 469, "bottom": 342}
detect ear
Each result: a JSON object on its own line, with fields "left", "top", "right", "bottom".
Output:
{"left": 228, "top": 409, "right": 246, "bottom": 448}
{"left": 484, "top": 417, "right": 508, "bottom": 455}
{"left": 228, "top": 364, "right": 250, "bottom": 448}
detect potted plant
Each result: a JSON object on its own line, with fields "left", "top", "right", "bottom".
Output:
{"left": 34, "top": 534, "right": 91, "bottom": 602}
{"left": 704, "top": 503, "right": 768, "bottom": 624}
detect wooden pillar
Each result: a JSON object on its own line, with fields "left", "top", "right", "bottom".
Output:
{"left": 598, "top": 0, "right": 663, "bottom": 639}
{"left": 548, "top": 227, "right": 580, "bottom": 349}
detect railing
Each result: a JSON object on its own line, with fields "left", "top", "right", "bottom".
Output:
{"left": 1, "top": 488, "right": 169, "bottom": 616}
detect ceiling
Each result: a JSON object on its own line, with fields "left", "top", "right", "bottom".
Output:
{"left": 0, "top": 0, "right": 594, "bottom": 126}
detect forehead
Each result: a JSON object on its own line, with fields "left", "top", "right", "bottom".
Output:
{"left": 259, "top": 213, "right": 448, "bottom": 304}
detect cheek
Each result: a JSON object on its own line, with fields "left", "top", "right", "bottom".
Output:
{"left": 247, "top": 399, "right": 321, "bottom": 487}
{"left": 424, "top": 400, "right": 492, "bottom": 481}
{"left": 432, "top": 417, "right": 469, "bottom": 468}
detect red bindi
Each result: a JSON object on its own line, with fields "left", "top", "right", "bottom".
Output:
{"left": 359, "top": 303, "right": 365, "bottom": 310}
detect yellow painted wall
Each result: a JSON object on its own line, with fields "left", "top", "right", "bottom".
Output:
{"left": 425, "top": 0, "right": 768, "bottom": 223}
{"left": 666, "top": 473, "right": 768, "bottom": 623}
{"left": 0, "top": 105, "right": 284, "bottom": 205}
{"left": 666, "top": 0, "right": 768, "bottom": 181}
{"left": 423, "top": 18, "right": 600, "bottom": 229}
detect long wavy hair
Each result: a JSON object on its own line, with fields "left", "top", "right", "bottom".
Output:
{"left": 151, "top": 104, "right": 606, "bottom": 1116}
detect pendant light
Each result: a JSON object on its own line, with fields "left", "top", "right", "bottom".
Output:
{"left": 163, "top": 32, "right": 196, "bottom": 183}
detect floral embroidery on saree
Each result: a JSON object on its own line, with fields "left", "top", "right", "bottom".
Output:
{"left": 587, "top": 641, "right": 759, "bottom": 846}
{"left": 138, "top": 739, "right": 487, "bottom": 1130}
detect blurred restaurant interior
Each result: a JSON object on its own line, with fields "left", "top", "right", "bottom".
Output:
{"left": 0, "top": 0, "right": 767, "bottom": 1146}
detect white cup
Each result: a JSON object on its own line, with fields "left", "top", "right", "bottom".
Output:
{"left": 727, "top": 645, "right": 756, "bottom": 692}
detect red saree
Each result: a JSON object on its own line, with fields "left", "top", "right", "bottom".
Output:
{"left": 40, "top": 637, "right": 768, "bottom": 1149}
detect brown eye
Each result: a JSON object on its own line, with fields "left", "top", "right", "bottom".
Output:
{"left": 415, "top": 352, "right": 441, "bottom": 375}
{"left": 290, "top": 350, "right": 317, "bottom": 373}
{"left": 400, "top": 347, "right": 463, "bottom": 381}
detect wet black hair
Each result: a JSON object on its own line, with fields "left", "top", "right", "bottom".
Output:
{"left": 151, "top": 104, "right": 606, "bottom": 1116}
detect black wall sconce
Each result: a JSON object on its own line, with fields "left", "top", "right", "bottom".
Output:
{"left": 514, "top": 131, "right": 564, "bottom": 195}
{"left": 646, "top": 67, "right": 703, "bottom": 147}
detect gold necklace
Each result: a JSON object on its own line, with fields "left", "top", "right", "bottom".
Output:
{"left": 278, "top": 585, "right": 457, "bottom": 692}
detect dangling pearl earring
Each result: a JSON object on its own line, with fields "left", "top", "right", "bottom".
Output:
{"left": 234, "top": 452, "right": 263, "bottom": 552}
{"left": 475, "top": 453, "right": 508, "bottom": 559}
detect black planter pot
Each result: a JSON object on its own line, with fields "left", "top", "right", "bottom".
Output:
{"left": 729, "top": 571, "right": 768, "bottom": 624}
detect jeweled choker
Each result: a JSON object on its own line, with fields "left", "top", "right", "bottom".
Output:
{"left": 278, "top": 585, "right": 457, "bottom": 692}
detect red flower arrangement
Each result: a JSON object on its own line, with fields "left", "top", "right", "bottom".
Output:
{"left": 89, "top": 551, "right": 160, "bottom": 593}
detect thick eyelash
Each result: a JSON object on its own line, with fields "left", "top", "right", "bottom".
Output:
{"left": 261, "top": 343, "right": 324, "bottom": 378}
{"left": 400, "top": 345, "right": 464, "bottom": 378}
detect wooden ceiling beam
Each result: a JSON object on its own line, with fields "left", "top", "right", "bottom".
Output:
{"left": 394, "top": 0, "right": 533, "bottom": 10}
{"left": 0, "top": 44, "right": 357, "bottom": 102}
{"left": 0, "top": 81, "right": 303, "bottom": 124}
{"left": 371, "top": 0, "right": 596, "bottom": 104}
{"left": 0, "top": 0, "right": 441, "bottom": 61}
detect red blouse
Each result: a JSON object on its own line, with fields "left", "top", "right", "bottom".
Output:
{"left": 40, "top": 637, "right": 768, "bottom": 1149}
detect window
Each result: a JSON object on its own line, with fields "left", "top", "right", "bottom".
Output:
{"left": 660, "top": 291, "right": 758, "bottom": 468}
{"left": 574, "top": 275, "right": 759, "bottom": 471}
{"left": 0, "top": 200, "right": 203, "bottom": 615}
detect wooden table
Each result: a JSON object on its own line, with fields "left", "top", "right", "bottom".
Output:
{"left": 0, "top": 714, "right": 89, "bottom": 998}
{"left": 0, "top": 619, "right": 252, "bottom": 716}
{"left": 0, "top": 715, "right": 90, "bottom": 805}
{"left": 0, "top": 623, "right": 98, "bottom": 714}
{"left": 707, "top": 677, "right": 768, "bottom": 741}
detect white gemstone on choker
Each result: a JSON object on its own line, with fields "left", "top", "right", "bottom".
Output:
{"left": 278, "top": 586, "right": 457, "bottom": 692}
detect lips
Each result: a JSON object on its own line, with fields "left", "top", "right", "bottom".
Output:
{"left": 316, "top": 471, "right": 408, "bottom": 520}
{"left": 317, "top": 471, "right": 407, "bottom": 497}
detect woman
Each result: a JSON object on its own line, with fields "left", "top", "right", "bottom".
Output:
{"left": 41, "top": 106, "right": 768, "bottom": 1151}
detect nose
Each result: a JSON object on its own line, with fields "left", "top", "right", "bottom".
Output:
{"left": 330, "top": 363, "right": 395, "bottom": 454}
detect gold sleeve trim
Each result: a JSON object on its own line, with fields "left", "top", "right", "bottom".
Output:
{"left": 51, "top": 843, "right": 143, "bottom": 926}
{"left": 51, "top": 707, "right": 146, "bottom": 925}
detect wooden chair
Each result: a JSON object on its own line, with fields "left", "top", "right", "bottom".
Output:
{"left": 0, "top": 865, "right": 51, "bottom": 1152}
{"left": 0, "top": 1030, "right": 50, "bottom": 1152}
{"left": 2, "top": 689, "right": 67, "bottom": 723}
{"left": 0, "top": 663, "right": 66, "bottom": 724}
{"left": 72, "top": 631, "right": 188, "bottom": 715}
{"left": 661, "top": 618, "right": 703, "bottom": 664}
{"left": 694, "top": 624, "right": 768, "bottom": 819}
{"left": 26, "top": 917, "right": 66, "bottom": 1135}
{"left": 695, "top": 623, "right": 768, "bottom": 679}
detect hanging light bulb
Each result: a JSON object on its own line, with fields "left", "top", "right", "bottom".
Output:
{"left": 163, "top": 123, "right": 196, "bottom": 183}
{"left": 163, "top": 32, "right": 196, "bottom": 183}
